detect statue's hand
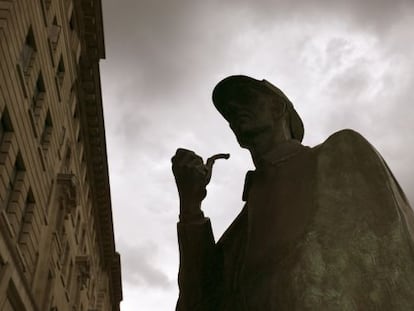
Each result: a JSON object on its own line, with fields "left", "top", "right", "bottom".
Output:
{"left": 172, "top": 148, "right": 208, "bottom": 215}
{"left": 171, "top": 148, "right": 230, "bottom": 218}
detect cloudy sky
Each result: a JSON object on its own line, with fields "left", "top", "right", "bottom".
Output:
{"left": 99, "top": 0, "right": 414, "bottom": 309}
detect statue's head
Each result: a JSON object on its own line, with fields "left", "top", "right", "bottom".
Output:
{"left": 212, "top": 75, "right": 304, "bottom": 149}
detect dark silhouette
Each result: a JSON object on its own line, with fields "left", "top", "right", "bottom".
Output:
{"left": 172, "top": 75, "right": 414, "bottom": 310}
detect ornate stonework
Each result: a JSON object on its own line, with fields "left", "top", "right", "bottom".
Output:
{"left": 0, "top": 0, "right": 122, "bottom": 310}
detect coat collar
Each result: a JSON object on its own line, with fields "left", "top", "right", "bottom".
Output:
{"left": 256, "top": 139, "right": 308, "bottom": 167}
{"left": 242, "top": 140, "right": 309, "bottom": 201}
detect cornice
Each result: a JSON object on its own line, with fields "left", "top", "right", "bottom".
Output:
{"left": 111, "top": 252, "right": 123, "bottom": 311}
{"left": 78, "top": 0, "right": 105, "bottom": 59}
{"left": 74, "top": 0, "right": 121, "bottom": 308}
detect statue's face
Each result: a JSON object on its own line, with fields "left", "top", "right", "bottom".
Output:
{"left": 221, "top": 87, "right": 286, "bottom": 148}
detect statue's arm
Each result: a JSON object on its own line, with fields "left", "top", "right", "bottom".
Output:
{"left": 176, "top": 218, "right": 221, "bottom": 310}
{"left": 172, "top": 148, "right": 226, "bottom": 310}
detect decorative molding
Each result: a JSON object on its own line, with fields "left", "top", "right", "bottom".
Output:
{"left": 72, "top": 1, "right": 121, "bottom": 309}
{"left": 0, "top": 0, "right": 13, "bottom": 30}
{"left": 56, "top": 173, "right": 78, "bottom": 215}
{"left": 76, "top": 255, "right": 90, "bottom": 289}
{"left": 111, "top": 252, "right": 122, "bottom": 302}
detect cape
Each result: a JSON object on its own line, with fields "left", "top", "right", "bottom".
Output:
{"left": 176, "top": 129, "right": 414, "bottom": 311}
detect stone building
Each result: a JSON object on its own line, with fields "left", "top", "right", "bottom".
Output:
{"left": 0, "top": 0, "right": 122, "bottom": 310}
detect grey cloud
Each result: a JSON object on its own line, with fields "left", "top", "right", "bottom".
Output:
{"left": 101, "top": 0, "right": 414, "bottom": 238}
{"left": 101, "top": 0, "right": 233, "bottom": 100}
{"left": 117, "top": 240, "right": 174, "bottom": 289}
{"left": 100, "top": 1, "right": 414, "bottom": 310}
{"left": 101, "top": 0, "right": 414, "bottom": 108}
{"left": 305, "top": 36, "right": 414, "bottom": 205}
{"left": 327, "top": 63, "right": 372, "bottom": 100}
{"left": 323, "top": 38, "right": 353, "bottom": 70}
{"left": 233, "top": 0, "right": 413, "bottom": 34}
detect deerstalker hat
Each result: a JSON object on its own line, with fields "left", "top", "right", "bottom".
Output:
{"left": 212, "top": 75, "right": 304, "bottom": 142}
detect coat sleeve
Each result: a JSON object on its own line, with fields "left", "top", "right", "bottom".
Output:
{"left": 176, "top": 218, "right": 221, "bottom": 311}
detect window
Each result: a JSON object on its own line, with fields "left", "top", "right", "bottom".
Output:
{"left": 32, "top": 72, "right": 45, "bottom": 119}
{"left": 69, "top": 11, "right": 75, "bottom": 31}
{"left": 80, "top": 227, "right": 86, "bottom": 250}
{"left": 41, "top": 110, "right": 53, "bottom": 152}
{"left": 62, "top": 147, "right": 71, "bottom": 173}
{"left": 49, "top": 297, "right": 58, "bottom": 311}
{"left": 4, "top": 282, "right": 26, "bottom": 311}
{"left": 4, "top": 154, "right": 25, "bottom": 210}
{"left": 4, "top": 154, "right": 25, "bottom": 237}
{"left": 18, "top": 189, "right": 38, "bottom": 278}
{"left": 75, "top": 213, "right": 81, "bottom": 243}
{"left": 0, "top": 108, "right": 13, "bottom": 144}
{"left": 69, "top": 81, "right": 77, "bottom": 114}
{"left": 76, "top": 255, "right": 90, "bottom": 290}
{"left": 19, "top": 27, "right": 36, "bottom": 74}
{"left": 44, "top": 0, "right": 52, "bottom": 10}
{"left": 19, "top": 189, "right": 35, "bottom": 237}
{"left": 0, "top": 118, "right": 3, "bottom": 144}
{"left": 57, "top": 56, "right": 65, "bottom": 86}
{"left": 66, "top": 259, "right": 73, "bottom": 291}
{"left": 55, "top": 56, "right": 65, "bottom": 100}
{"left": 0, "top": 109, "right": 15, "bottom": 237}
{"left": 61, "top": 244, "right": 70, "bottom": 282}
{"left": 58, "top": 126, "right": 66, "bottom": 157}
{"left": 72, "top": 92, "right": 79, "bottom": 118}
{"left": 88, "top": 279, "right": 95, "bottom": 300}
{"left": 49, "top": 17, "right": 61, "bottom": 50}
{"left": 69, "top": 10, "right": 81, "bottom": 63}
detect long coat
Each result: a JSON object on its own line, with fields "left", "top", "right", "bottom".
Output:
{"left": 176, "top": 129, "right": 414, "bottom": 311}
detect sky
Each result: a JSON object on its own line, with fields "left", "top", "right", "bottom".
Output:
{"left": 99, "top": 0, "right": 414, "bottom": 310}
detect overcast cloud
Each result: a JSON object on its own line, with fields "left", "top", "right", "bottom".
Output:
{"left": 99, "top": 0, "right": 414, "bottom": 309}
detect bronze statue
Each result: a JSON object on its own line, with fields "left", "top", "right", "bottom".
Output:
{"left": 172, "top": 75, "right": 414, "bottom": 310}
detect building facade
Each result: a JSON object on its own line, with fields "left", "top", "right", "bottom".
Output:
{"left": 0, "top": 0, "right": 122, "bottom": 310}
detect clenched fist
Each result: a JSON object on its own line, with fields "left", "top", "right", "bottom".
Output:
{"left": 172, "top": 148, "right": 229, "bottom": 222}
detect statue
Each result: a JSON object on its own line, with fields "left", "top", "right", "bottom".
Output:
{"left": 172, "top": 75, "right": 414, "bottom": 310}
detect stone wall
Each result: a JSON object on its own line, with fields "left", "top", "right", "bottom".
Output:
{"left": 0, "top": 0, "right": 122, "bottom": 310}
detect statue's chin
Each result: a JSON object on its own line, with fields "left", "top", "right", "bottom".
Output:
{"left": 236, "top": 127, "right": 269, "bottom": 149}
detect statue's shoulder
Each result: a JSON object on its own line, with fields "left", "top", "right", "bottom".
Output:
{"left": 313, "top": 129, "right": 387, "bottom": 178}
{"left": 322, "top": 128, "right": 371, "bottom": 147}
{"left": 317, "top": 129, "right": 377, "bottom": 157}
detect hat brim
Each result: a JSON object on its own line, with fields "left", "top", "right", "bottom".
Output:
{"left": 212, "top": 75, "right": 304, "bottom": 142}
